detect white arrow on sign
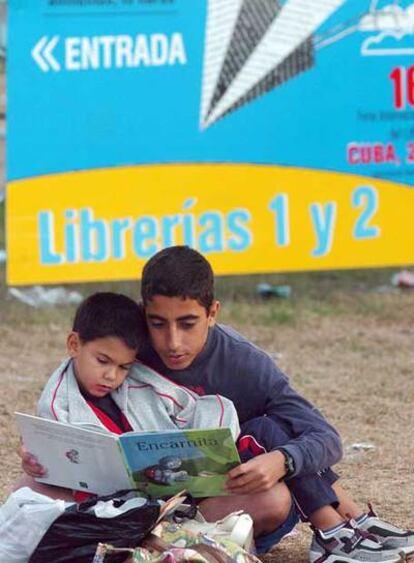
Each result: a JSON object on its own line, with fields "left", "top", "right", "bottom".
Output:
{"left": 31, "top": 36, "right": 61, "bottom": 72}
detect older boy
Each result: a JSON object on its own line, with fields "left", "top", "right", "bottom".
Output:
{"left": 136, "top": 246, "right": 413, "bottom": 562}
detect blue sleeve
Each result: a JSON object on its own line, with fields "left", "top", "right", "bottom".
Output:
{"left": 235, "top": 348, "right": 343, "bottom": 477}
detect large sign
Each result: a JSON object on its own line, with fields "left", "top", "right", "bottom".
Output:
{"left": 7, "top": 0, "right": 414, "bottom": 284}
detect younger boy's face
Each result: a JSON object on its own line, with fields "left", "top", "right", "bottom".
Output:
{"left": 67, "top": 334, "right": 136, "bottom": 397}
{"left": 145, "top": 295, "right": 219, "bottom": 370}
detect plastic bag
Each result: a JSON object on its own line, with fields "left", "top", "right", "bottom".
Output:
{"left": 9, "top": 286, "right": 83, "bottom": 307}
{"left": 0, "top": 487, "right": 67, "bottom": 562}
{"left": 29, "top": 489, "right": 160, "bottom": 563}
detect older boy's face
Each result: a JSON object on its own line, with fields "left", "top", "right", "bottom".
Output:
{"left": 145, "top": 295, "right": 219, "bottom": 370}
{"left": 67, "top": 334, "right": 136, "bottom": 397}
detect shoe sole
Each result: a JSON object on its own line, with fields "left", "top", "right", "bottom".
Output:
{"left": 309, "top": 549, "right": 406, "bottom": 563}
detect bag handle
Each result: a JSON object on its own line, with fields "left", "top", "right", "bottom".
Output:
{"left": 77, "top": 488, "right": 150, "bottom": 512}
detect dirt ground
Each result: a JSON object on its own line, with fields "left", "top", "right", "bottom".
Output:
{"left": 0, "top": 283, "right": 413, "bottom": 562}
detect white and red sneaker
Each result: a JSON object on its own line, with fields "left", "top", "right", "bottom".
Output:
{"left": 357, "top": 504, "right": 414, "bottom": 556}
{"left": 309, "top": 520, "right": 404, "bottom": 563}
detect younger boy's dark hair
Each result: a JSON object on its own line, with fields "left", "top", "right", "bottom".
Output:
{"left": 141, "top": 246, "right": 214, "bottom": 312}
{"left": 72, "top": 292, "right": 145, "bottom": 350}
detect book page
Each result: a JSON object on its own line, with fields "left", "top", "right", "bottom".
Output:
{"left": 16, "top": 413, "right": 132, "bottom": 495}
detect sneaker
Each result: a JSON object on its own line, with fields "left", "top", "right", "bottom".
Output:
{"left": 358, "top": 504, "right": 414, "bottom": 556}
{"left": 309, "top": 521, "right": 404, "bottom": 563}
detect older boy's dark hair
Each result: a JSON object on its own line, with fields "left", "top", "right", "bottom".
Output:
{"left": 141, "top": 246, "right": 214, "bottom": 311}
{"left": 72, "top": 292, "right": 145, "bottom": 350}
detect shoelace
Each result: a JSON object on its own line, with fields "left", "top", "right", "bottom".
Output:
{"left": 353, "top": 526, "right": 380, "bottom": 543}
{"left": 367, "top": 502, "right": 377, "bottom": 518}
{"left": 311, "top": 518, "right": 381, "bottom": 551}
{"left": 342, "top": 516, "right": 382, "bottom": 552}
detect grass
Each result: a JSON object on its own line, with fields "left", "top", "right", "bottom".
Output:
{"left": 2, "top": 268, "right": 414, "bottom": 563}
{"left": 1, "top": 261, "right": 412, "bottom": 338}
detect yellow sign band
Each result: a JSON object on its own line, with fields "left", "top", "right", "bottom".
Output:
{"left": 7, "top": 164, "right": 412, "bottom": 285}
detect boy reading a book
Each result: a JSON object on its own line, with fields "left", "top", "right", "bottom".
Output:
{"left": 25, "top": 292, "right": 240, "bottom": 501}
{"left": 37, "top": 291, "right": 239, "bottom": 436}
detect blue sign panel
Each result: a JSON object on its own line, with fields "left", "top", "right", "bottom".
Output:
{"left": 7, "top": 1, "right": 414, "bottom": 284}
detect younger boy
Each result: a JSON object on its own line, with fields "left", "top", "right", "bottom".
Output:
{"left": 37, "top": 292, "right": 239, "bottom": 440}
{"left": 22, "top": 292, "right": 239, "bottom": 505}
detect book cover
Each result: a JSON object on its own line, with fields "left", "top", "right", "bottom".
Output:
{"left": 16, "top": 413, "right": 240, "bottom": 498}
{"left": 119, "top": 427, "right": 240, "bottom": 498}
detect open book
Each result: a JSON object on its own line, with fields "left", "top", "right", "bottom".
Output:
{"left": 16, "top": 412, "right": 241, "bottom": 498}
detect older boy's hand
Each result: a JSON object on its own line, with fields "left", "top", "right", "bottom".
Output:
{"left": 17, "top": 440, "right": 47, "bottom": 478}
{"left": 226, "top": 451, "right": 286, "bottom": 494}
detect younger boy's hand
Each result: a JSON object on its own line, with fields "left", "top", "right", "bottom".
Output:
{"left": 226, "top": 451, "right": 286, "bottom": 494}
{"left": 17, "top": 440, "right": 47, "bottom": 478}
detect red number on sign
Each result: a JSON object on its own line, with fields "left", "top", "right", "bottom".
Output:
{"left": 408, "top": 67, "right": 414, "bottom": 107}
{"left": 390, "top": 67, "right": 404, "bottom": 109}
{"left": 390, "top": 66, "right": 414, "bottom": 110}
